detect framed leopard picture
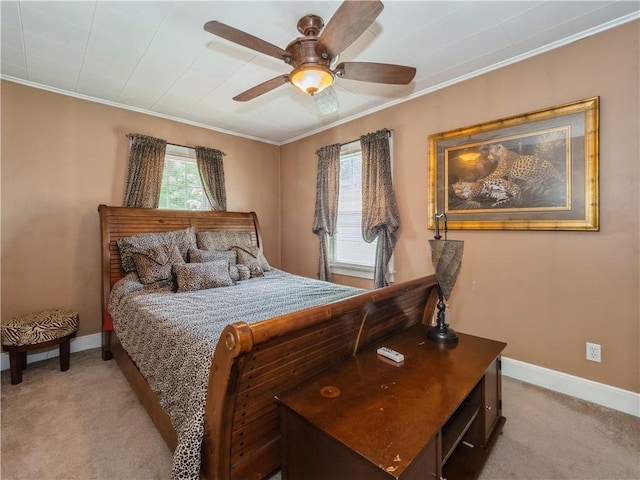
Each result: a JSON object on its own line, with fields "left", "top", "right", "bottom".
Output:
{"left": 428, "top": 97, "right": 599, "bottom": 231}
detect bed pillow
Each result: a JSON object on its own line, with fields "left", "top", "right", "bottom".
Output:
{"left": 172, "top": 260, "right": 234, "bottom": 292}
{"left": 188, "top": 248, "right": 239, "bottom": 282}
{"left": 233, "top": 245, "right": 271, "bottom": 272}
{"left": 196, "top": 231, "right": 253, "bottom": 252}
{"left": 249, "top": 265, "right": 264, "bottom": 278}
{"left": 118, "top": 227, "right": 196, "bottom": 273}
{"left": 132, "top": 244, "right": 185, "bottom": 285}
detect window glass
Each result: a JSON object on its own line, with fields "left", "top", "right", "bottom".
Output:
{"left": 330, "top": 142, "right": 376, "bottom": 276}
{"left": 159, "top": 145, "right": 209, "bottom": 210}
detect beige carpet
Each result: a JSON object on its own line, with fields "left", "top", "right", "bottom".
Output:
{"left": 1, "top": 348, "right": 638, "bottom": 480}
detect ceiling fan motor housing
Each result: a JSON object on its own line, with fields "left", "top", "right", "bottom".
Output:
{"left": 287, "top": 17, "right": 334, "bottom": 96}
{"left": 286, "top": 36, "right": 331, "bottom": 68}
{"left": 286, "top": 14, "right": 332, "bottom": 68}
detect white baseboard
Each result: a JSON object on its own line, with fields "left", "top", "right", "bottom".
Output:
{"left": 1, "top": 333, "right": 101, "bottom": 372}
{"left": 502, "top": 356, "right": 640, "bottom": 417}
{"left": 2, "top": 335, "right": 637, "bottom": 417}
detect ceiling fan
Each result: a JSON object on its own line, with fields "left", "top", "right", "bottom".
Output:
{"left": 203, "top": 0, "right": 416, "bottom": 102}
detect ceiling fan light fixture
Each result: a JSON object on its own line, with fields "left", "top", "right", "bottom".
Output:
{"left": 290, "top": 65, "right": 334, "bottom": 95}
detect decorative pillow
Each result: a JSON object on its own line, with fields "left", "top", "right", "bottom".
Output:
{"left": 172, "top": 260, "right": 234, "bottom": 292}
{"left": 196, "top": 231, "right": 253, "bottom": 251}
{"left": 188, "top": 248, "right": 239, "bottom": 282}
{"left": 236, "top": 264, "right": 251, "bottom": 281}
{"left": 132, "top": 244, "right": 185, "bottom": 284}
{"left": 249, "top": 265, "right": 264, "bottom": 278}
{"left": 233, "top": 245, "right": 271, "bottom": 272}
{"left": 118, "top": 227, "right": 196, "bottom": 273}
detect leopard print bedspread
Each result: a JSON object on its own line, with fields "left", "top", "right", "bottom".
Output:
{"left": 108, "top": 270, "right": 364, "bottom": 480}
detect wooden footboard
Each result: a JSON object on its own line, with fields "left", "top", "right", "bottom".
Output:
{"left": 203, "top": 274, "right": 439, "bottom": 479}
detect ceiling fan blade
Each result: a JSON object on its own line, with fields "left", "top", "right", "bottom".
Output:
{"left": 316, "top": 1, "right": 384, "bottom": 59}
{"left": 233, "top": 75, "right": 290, "bottom": 102}
{"left": 336, "top": 62, "right": 416, "bottom": 85}
{"left": 204, "top": 21, "right": 290, "bottom": 62}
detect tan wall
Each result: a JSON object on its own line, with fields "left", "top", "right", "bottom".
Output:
{"left": 1, "top": 82, "right": 281, "bottom": 337}
{"left": 280, "top": 21, "right": 640, "bottom": 393}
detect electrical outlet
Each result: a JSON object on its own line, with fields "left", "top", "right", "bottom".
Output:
{"left": 586, "top": 342, "right": 601, "bottom": 363}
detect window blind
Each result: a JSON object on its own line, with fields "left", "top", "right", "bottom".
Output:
{"left": 332, "top": 142, "right": 376, "bottom": 269}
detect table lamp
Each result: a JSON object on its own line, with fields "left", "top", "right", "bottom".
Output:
{"left": 427, "top": 213, "right": 464, "bottom": 344}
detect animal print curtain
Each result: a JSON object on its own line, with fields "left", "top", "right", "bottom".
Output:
{"left": 312, "top": 143, "right": 341, "bottom": 281}
{"left": 195, "top": 146, "right": 227, "bottom": 211}
{"left": 123, "top": 133, "right": 167, "bottom": 208}
{"left": 360, "top": 129, "right": 400, "bottom": 289}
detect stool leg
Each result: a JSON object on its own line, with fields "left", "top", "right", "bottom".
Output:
{"left": 21, "top": 351, "right": 27, "bottom": 370}
{"left": 8, "top": 351, "right": 23, "bottom": 385}
{"left": 60, "top": 339, "right": 71, "bottom": 372}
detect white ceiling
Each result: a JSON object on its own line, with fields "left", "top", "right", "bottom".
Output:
{"left": 2, "top": 1, "right": 638, "bottom": 145}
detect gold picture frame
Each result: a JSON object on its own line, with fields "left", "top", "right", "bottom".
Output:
{"left": 428, "top": 97, "right": 599, "bottom": 231}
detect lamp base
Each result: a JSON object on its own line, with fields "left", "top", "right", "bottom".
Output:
{"left": 426, "top": 296, "right": 459, "bottom": 344}
{"left": 426, "top": 324, "right": 459, "bottom": 344}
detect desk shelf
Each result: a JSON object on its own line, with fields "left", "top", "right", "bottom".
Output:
{"left": 441, "top": 381, "right": 482, "bottom": 464}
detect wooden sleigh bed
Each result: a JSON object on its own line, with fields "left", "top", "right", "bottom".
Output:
{"left": 98, "top": 204, "right": 440, "bottom": 480}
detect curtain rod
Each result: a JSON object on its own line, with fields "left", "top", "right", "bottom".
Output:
{"left": 167, "top": 141, "right": 196, "bottom": 149}
{"left": 125, "top": 134, "right": 197, "bottom": 150}
{"left": 339, "top": 128, "right": 392, "bottom": 147}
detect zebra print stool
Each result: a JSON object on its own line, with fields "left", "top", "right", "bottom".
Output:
{"left": 1, "top": 309, "right": 79, "bottom": 385}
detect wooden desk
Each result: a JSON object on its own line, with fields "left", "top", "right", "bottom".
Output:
{"left": 276, "top": 324, "right": 506, "bottom": 479}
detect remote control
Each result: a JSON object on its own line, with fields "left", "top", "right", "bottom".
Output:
{"left": 377, "top": 346, "right": 404, "bottom": 363}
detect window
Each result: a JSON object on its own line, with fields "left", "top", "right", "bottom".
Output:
{"left": 329, "top": 141, "right": 377, "bottom": 279}
{"left": 158, "top": 145, "right": 209, "bottom": 210}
